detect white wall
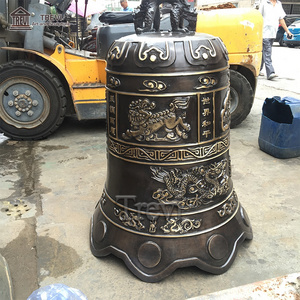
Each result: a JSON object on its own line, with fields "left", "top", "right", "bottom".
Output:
{"left": 104, "top": 0, "right": 141, "bottom": 11}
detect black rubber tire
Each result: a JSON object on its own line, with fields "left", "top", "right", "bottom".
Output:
{"left": 0, "top": 60, "right": 67, "bottom": 140}
{"left": 286, "top": 44, "right": 295, "bottom": 48}
{"left": 229, "top": 69, "right": 254, "bottom": 128}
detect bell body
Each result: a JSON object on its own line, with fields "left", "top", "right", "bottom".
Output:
{"left": 90, "top": 32, "right": 252, "bottom": 282}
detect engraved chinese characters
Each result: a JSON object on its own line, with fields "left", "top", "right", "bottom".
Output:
{"left": 90, "top": 32, "right": 253, "bottom": 282}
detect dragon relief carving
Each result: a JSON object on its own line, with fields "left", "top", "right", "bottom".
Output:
{"left": 221, "top": 89, "right": 230, "bottom": 131}
{"left": 122, "top": 97, "right": 191, "bottom": 142}
{"left": 151, "top": 159, "right": 230, "bottom": 209}
{"left": 217, "top": 191, "right": 238, "bottom": 217}
{"left": 161, "top": 217, "right": 201, "bottom": 234}
{"left": 114, "top": 207, "right": 145, "bottom": 231}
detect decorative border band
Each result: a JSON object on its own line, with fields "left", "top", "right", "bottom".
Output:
{"left": 108, "top": 134, "right": 229, "bottom": 165}
{"left": 99, "top": 190, "right": 239, "bottom": 238}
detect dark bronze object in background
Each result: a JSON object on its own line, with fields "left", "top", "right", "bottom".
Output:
{"left": 134, "top": 0, "right": 198, "bottom": 33}
{"left": 90, "top": 6, "right": 252, "bottom": 282}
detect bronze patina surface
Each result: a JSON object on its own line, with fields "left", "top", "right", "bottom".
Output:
{"left": 90, "top": 31, "right": 253, "bottom": 282}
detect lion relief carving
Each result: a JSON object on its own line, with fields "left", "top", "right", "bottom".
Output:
{"left": 122, "top": 97, "right": 191, "bottom": 142}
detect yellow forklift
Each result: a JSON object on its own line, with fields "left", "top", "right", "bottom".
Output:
{"left": 0, "top": 0, "right": 262, "bottom": 140}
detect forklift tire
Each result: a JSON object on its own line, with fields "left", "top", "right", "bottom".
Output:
{"left": 0, "top": 60, "right": 67, "bottom": 140}
{"left": 229, "top": 69, "right": 254, "bottom": 128}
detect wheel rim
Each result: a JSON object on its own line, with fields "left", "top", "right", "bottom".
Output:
{"left": 229, "top": 87, "right": 238, "bottom": 114}
{"left": 0, "top": 77, "right": 50, "bottom": 129}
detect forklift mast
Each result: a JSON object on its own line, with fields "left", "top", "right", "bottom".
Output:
{"left": 0, "top": 0, "right": 72, "bottom": 55}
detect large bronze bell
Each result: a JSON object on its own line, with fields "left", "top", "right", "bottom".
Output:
{"left": 90, "top": 25, "right": 252, "bottom": 282}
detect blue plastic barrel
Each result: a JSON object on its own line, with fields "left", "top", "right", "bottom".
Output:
{"left": 258, "top": 96, "right": 300, "bottom": 159}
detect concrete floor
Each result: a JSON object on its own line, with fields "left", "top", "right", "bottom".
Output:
{"left": 0, "top": 45, "right": 299, "bottom": 299}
